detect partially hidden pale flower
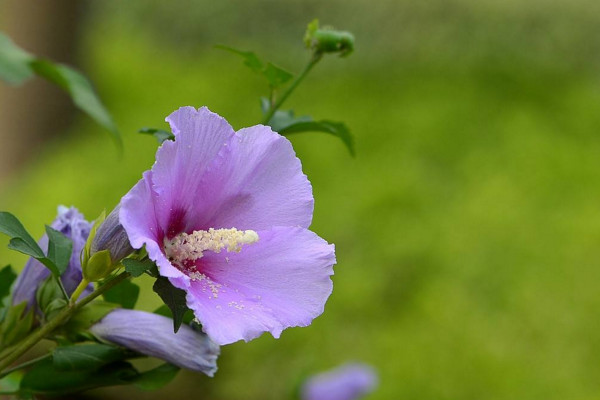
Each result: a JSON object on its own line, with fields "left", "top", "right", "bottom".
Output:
{"left": 12, "top": 206, "right": 93, "bottom": 309}
{"left": 301, "top": 363, "right": 378, "bottom": 400}
{"left": 120, "top": 106, "right": 336, "bottom": 345}
{"left": 90, "top": 309, "right": 219, "bottom": 376}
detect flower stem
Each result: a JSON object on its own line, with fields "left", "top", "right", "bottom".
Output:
{"left": 70, "top": 278, "right": 89, "bottom": 303}
{"left": 0, "top": 272, "right": 130, "bottom": 374}
{"left": 261, "top": 53, "right": 323, "bottom": 125}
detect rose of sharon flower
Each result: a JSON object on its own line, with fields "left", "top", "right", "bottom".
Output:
{"left": 90, "top": 309, "right": 219, "bottom": 376}
{"left": 119, "top": 106, "right": 336, "bottom": 345}
{"left": 301, "top": 363, "right": 378, "bottom": 400}
{"left": 12, "top": 206, "right": 93, "bottom": 310}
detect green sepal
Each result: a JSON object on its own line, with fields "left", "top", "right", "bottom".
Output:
{"left": 83, "top": 250, "right": 112, "bottom": 282}
{"left": 82, "top": 210, "right": 106, "bottom": 267}
{"left": 35, "top": 277, "right": 66, "bottom": 321}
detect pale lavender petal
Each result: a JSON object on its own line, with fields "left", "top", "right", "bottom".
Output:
{"left": 170, "top": 227, "right": 335, "bottom": 345}
{"left": 90, "top": 309, "right": 220, "bottom": 376}
{"left": 302, "top": 363, "right": 378, "bottom": 400}
{"left": 185, "top": 124, "right": 314, "bottom": 231}
{"left": 12, "top": 206, "right": 92, "bottom": 309}
{"left": 152, "top": 106, "right": 235, "bottom": 234}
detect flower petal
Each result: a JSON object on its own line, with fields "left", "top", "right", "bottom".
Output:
{"left": 171, "top": 226, "right": 335, "bottom": 345}
{"left": 186, "top": 124, "right": 314, "bottom": 231}
{"left": 301, "top": 363, "right": 378, "bottom": 400}
{"left": 153, "top": 106, "right": 235, "bottom": 234}
{"left": 90, "top": 309, "right": 220, "bottom": 376}
{"left": 12, "top": 206, "right": 92, "bottom": 309}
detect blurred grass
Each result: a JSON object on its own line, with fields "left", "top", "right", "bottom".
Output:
{"left": 3, "top": 1, "right": 600, "bottom": 399}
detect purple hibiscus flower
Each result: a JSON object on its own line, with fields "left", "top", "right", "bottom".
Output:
{"left": 119, "top": 106, "right": 336, "bottom": 345}
{"left": 301, "top": 363, "right": 378, "bottom": 400}
{"left": 90, "top": 309, "right": 219, "bottom": 376}
{"left": 12, "top": 206, "right": 93, "bottom": 309}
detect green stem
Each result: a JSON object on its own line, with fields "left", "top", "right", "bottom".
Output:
{"left": 261, "top": 53, "right": 323, "bottom": 125}
{"left": 0, "top": 353, "right": 51, "bottom": 379}
{"left": 53, "top": 275, "right": 69, "bottom": 301}
{"left": 70, "top": 278, "right": 89, "bottom": 303}
{"left": 0, "top": 272, "right": 130, "bottom": 374}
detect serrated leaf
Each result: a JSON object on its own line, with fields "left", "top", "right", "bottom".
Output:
{"left": 215, "top": 45, "right": 264, "bottom": 74}
{"left": 278, "top": 119, "right": 355, "bottom": 156}
{"left": 263, "top": 62, "right": 294, "bottom": 88}
{"left": 122, "top": 258, "right": 156, "bottom": 278}
{"left": 20, "top": 358, "right": 138, "bottom": 395}
{"left": 45, "top": 226, "right": 73, "bottom": 275}
{"left": 0, "top": 32, "right": 34, "bottom": 85}
{"left": 138, "top": 127, "right": 175, "bottom": 144}
{"left": 52, "top": 343, "right": 130, "bottom": 371}
{"left": 102, "top": 279, "right": 139, "bottom": 309}
{"left": 0, "top": 265, "right": 16, "bottom": 301}
{"left": 29, "top": 59, "right": 121, "bottom": 147}
{"left": 133, "top": 363, "right": 180, "bottom": 390}
{"left": 152, "top": 277, "right": 190, "bottom": 333}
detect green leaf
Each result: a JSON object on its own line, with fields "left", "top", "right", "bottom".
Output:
{"left": 0, "top": 302, "right": 33, "bottom": 347}
{"left": 52, "top": 343, "right": 131, "bottom": 371}
{"left": 215, "top": 45, "right": 264, "bottom": 74}
{"left": 29, "top": 59, "right": 121, "bottom": 147}
{"left": 133, "top": 363, "right": 180, "bottom": 390}
{"left": 0, "top": 32, "right": 34, "bottom": 85}
{"left": 153, "top": 277, "right": 190, "bottom": 333}
{"left": 263, "top": 62, "right": 294, "bottom": 88}
{"left": 122, "top": 258, "right": 156, "bottom": 278}
{"left": 138, "top": 127, "right": 175, "bottom": 144}
{"left": 102, "top": 279, "right": 139, "bottom": 309}
{"left": 216, "top": 45, "right": 294, "bottom": 89}
{"left": 0, "top": 370, "right": 24, "bottom": 395}
{"left": 64, "top": 300, "right": 117, "bottom": 333}
{"left": 153, "top": 304, "right": 194, "bottom": 325}
{"left": 20, "top": 358, "right": 138, "bottom": 395}
{"left": 0, "top": 212, "right": 44, "bottom": 259}
{"left": 45, "top": 226, "right": 73, "bottom": 275}
{"left": 278, "top": 119, "right": 355, "bottom": 157}
{"left": 0, "top": 265, "right": 16, "bottom": 301}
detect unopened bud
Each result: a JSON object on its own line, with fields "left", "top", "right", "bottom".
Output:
{"left": 82, "top": 206, "right": 134, "bottom": 281}
{"left": 304, "top": 19, "right": 354, "bottom": 58}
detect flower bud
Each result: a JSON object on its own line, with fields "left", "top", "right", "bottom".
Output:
{"left": 304, "top": 19, "right": 354, "bottom": 58}
{"left": 83, "top": 205, "right": 134, "bottom": 281}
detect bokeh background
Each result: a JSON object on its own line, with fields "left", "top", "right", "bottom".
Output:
{"left": 2, "top": 0, "right": 600, "bottom": 398}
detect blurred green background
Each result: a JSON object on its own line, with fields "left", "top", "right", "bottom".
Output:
{"left": 2, "top": 0, "right": 600, "bottom": 398}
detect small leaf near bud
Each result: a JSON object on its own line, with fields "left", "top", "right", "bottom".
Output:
{"left": 304, "top": 19, "right": 354, "bottom": 58}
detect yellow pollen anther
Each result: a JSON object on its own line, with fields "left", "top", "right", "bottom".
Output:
{"left": 164, "top": 227, "right": 259, "bottom": 265}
